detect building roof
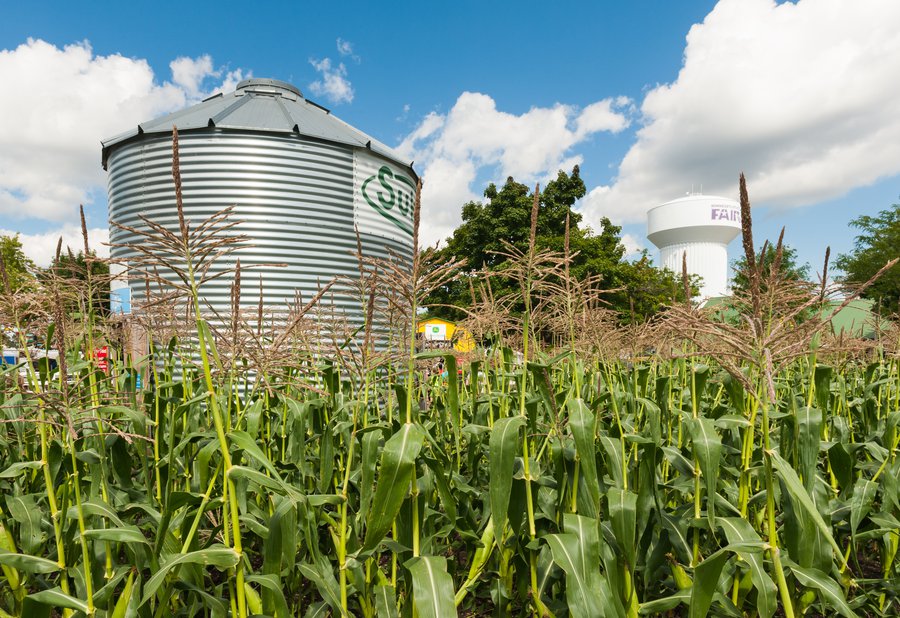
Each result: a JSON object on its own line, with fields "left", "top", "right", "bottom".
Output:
{"left": 101, "top": 78, "right": 412, "bottom": 171}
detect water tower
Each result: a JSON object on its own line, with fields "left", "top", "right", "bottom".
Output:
{"left": 647, "top": 194, "right": 741, "bottom": 299}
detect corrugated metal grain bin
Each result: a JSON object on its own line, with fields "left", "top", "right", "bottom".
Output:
{"left": 103, "top": 78, "right": 415, "bottom": 340}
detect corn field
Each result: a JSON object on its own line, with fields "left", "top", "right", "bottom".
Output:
{"left": 0, "top": 145, "right": 898, "bottom": 618}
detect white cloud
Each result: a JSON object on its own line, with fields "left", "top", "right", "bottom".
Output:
{"left": 0, "top": 226, "right": 109, "bottom": 268}
{"left": 308, "top": 58, "right": 354, "bottom": 104}
{"left": 336, "top": 38, "right": 360, "bottom": 63}
{"left": 170, "top": 54, "right": 214, "bottom": 97}
{"left": 620, "top": 233, "right": 644, "bottom": 258}
{"left": 336, "top": 38, "right": 353, "bottom": 56}
{"left": 0, "top": 39, "right": 245, "bottom": 266}
{"left": 582, "top": 0, "right": 900, "bottom": 228}
{"left": 398, "top": 92, "right": 632, "bottom": 245}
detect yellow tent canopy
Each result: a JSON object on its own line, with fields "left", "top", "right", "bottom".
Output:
{"left": 417, "top": 318, "right": 475, "bottom": 353}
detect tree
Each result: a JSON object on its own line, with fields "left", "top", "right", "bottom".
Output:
{"left": 608, "top": 253, "right": 696, "bottom": 323}
{"left": 0, "top": 234, "right": 36, "bottom": 293}
{"left": 46, "top": 249, "right": 111, "bottom": 316}
{"left": 731, "top": 241, "right": 810, "bottom": 294}
{"left": 425, "top": 166, "right": 691, "bottom": 323}
{"left": 836, "top": 201, "right": 900, "bottom": 315}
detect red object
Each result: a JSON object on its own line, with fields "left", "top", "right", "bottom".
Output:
{"left": 95, "top": 346, "right": 109, "bottom": 373}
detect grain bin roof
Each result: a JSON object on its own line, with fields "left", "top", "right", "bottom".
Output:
{"left": 101, "top": 78, "right": 412, "bottom": 171}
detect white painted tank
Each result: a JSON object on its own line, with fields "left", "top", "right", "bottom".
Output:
{"left": 647, "top": 194, "right": 741, "bottom": 298}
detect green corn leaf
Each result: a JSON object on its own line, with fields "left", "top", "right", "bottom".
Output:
{"left": 229, "top": 429, "right": 281, "bottom": 477}
{"left": 600, "top": 435, "right": 626, "bottom": 489}
{"left": 546, "top": 532, "right": 607, "bottom": 618}
{"left": 795, "top": 406, "right": 822, "bottom": 492}
{"left": 405, "top": 556, "right": 456, "bottom": 618}
{"left": 0, "top": 549, "right": 60, "bottom": 573}
{"left": 444, "top": 353, "right": 460, "bottom": 428}
{"left": 488, "top": 415, "right": 526, "bottom": 546}
{"left": 607, "top": 487, "right": 638, "bottom": 570}
{"left": 110, "top": 571, "right": 135, "bottom": 618}
{"left": 363, "top": 423, "right": 425, "bottom": 553}
{"left": 688, "top": 547, "right": 730, "bottom": 618}
{"left": 89, "top": 566, "right": 130, "bottom": 607}
{"left": 141, "top": 545, "right": 240, "bottom": 605}
{"left": 786, "top": 562, "right": 857, "bottom": 618}
{"left": 7, "top": 494, "right": 42, "bottom": 554}
{"left": 828, "top": 443, "right": 854, "bottom": 493}
{"left": 639, "top": 590, "right": 690, "bottom": 615}
{"left": 770, "top": 450, "right": 844, "bottom": 562}
{"left": 196, "top": 319, "right": 222, "bottom": 374}
{"left": 261, "top": 498, "right": 293, "bottom": 616}
{"left": 228, "top": 465, "right": 301, "bottom": 499}
{"left": 813, "top": 365, "right": 833, "bottom": 412}
{"left": 99, "top": 405, "right": 150, "bottom": 435}
{"left": 849, "top": 478, "right": 878, "bottom": 542}
{"left": 686, "top": 416, "right": 722, "bottom": 529}
{"left": 569, "top": 398, "right": 600, "bottom": 517}
{"left": 298, "top": 553, "right": 342, "bottom": 612}
{"left": 0, "top": 460, "right": 41, "bottom": 479}
{"left": 246, "top": 574, "right": 291, "bottom": 618}
{"left": 359, "top": 429, "right": 380, "bottom": 520}
{"left": 304, "top": 602, "right": 330, "bottom": 618}
{"left": 374, "top": 584, "right": 398, "bottom": 618}
{"left": 83, "top": 527, "right": 149, "bottom": 545}
{"left": 423, "top": 455, "right": 458, "bottom": 524}
{"left": 717, "top": 518, "right": 776, "bottom": 618}
{"left": 26, "top": 588, "right": 89, "bottom": 613}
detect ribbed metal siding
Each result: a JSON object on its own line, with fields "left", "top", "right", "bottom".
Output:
{"left": 659, "top": 241, "right": 730, "bottom": 298}
{"left": 108, "top": 129, "right": 413, "bottom": 326}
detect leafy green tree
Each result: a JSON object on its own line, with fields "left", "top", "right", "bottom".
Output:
{"left": 731, "top": 242, "right": 810, "bottom": 293}
{"left": 609, "top": 253, "right": 696, "bottom": 323}
{"left": 836, "top": 201, "right": 900, "bottom": 315}
{"left": 425, "top": 167, "right": 691, "bottom": 323}
{"left": 45, "top": 250, "right": 111, "bottom": 316}
{"left": 0, "top": 234, "right": 36, "bottom": 292}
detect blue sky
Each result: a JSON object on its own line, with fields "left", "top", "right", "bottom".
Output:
{"left": 2, "top": 0, "right": 899, "bottom": 277}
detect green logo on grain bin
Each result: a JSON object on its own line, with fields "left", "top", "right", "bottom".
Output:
{"left": 361, "top": 166, "right": 416, "bottom": 236}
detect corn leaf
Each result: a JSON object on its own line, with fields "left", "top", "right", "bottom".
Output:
{"left": 406, "top": 556, "right": 456, "bottom": 618}
{"left": 363, "top": 423, "right": 425, "bottom": 553}
{"left": 488, "top": 415, "right": 526, "bottom": 546}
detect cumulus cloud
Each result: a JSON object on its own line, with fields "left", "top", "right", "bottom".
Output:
{"left": 170, "top": 54, "right": 214, "bottom": 97}
{"left": 308, "top": 58, "right": 354, "bottom": 104}
{"left": 620, "top": 233, "right": 644, "bottom": 258}
{"left": 397, "top": 92, "right": 632, "bottom": 245}
{"left": 582, "top": 0, "right": 900, "bottom": 228}
{"left": 0, "top": 38, "right": 245, "bottom": 265}
{"left": 0, "top": 226, "right": 109, "bottom": 268}
{"left": 169, "top": 54, "right": 245, "bottom": 98}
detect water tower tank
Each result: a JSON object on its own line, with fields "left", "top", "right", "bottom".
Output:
{"left": 647, "top": 194, "right": 741, "bottom": 298}
{"left": 103, "top": 78, "right": 414, "bottom": 331}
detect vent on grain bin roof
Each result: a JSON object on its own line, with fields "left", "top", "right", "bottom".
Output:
{"left": 103, "top": 77, "right": 416, "bottom": 331}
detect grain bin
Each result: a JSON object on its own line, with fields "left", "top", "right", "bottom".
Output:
{"left": 103, "top": 78, "right": 415, "bottom": 341}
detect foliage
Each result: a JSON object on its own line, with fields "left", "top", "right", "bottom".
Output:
{"left": 0, "top": 153, "right": 896, "bottom": 618}
{"left": 44, "top": 249, "right": 111, "bottom": 316}
{"left": 425, "top": 167, "right": 691, "bottom": 324}
{"left": 1, "top": 289, "right": 897, "bottom": 617}
{"left": 837, "top": 201, "right": 900, "bottom": 315}
{"left": 0, "top": 235, "right": 36, "bottom": 293}
{"left": 731, "top": 240, "right": 810, "bottom": 293}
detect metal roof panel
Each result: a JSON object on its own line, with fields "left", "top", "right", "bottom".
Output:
{"left": 102, "top": 78, "right": 411, "bottom": 170}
